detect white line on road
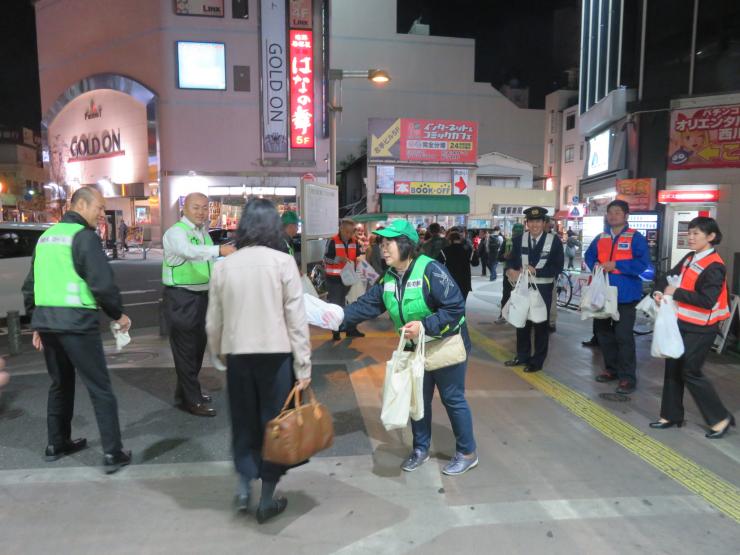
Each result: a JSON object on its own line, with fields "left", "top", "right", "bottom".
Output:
{"left": 124, "top": 301, "right": 159, "bottom": 307}
{"left": 121, "top": 289, "right": 158, "bottom": 295}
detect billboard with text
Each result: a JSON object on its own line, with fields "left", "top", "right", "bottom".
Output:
{"left": 369, "top": 118, "right": 478, "bottom": 164}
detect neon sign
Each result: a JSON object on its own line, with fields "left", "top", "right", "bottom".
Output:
{"left": 289, "top": 30, "right": 314, "bottom": 149}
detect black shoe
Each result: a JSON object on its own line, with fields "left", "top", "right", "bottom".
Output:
{"left": 615, "top": 380, "right": 636, "bottom": 395}
{"left": 504, "top": 358, "right": 528, "bottom": 367}
{"left": 649, "top": 419, "right": 684, "bottom": 429}
{"left": 595, "top": 372, "right": 618, "bottom": 383}
{"left": 332, "top": 331, "right": 341, "bottom": 341}
{"left": 201, "top": 393, "right": 212, "bottom": 403}
{"left": 45, "top": 438, "right": 88, "bottom": 462}
{"left": 582, "top": 337, "right": 599, "bottom": 347}
{"left": 103, "top": 450, "right": 132, "bottom": 474}
{"left": 346, "top": 329, "right": 365, "bottom": 338}
{"left": 523, "top": 365, "right": 542, "bottom": 373}
{"left": 548, "top": 324, "right": 556, "bottom": 333}
{"left": 256, "top": 497, "right": 288, "bottom": 524}
{"left": 182, "top": 402, "right": 217, "bottom": 417}
{"left": 705, "top": 414, "right": 736, "bottom": 439}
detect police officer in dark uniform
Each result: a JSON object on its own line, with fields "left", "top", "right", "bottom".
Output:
{"left": 504, "top": 207, "right": 564, "bottom": 372}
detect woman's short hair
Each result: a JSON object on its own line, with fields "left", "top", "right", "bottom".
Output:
{"left": 386, "top": 235, "right": 416, "bottom": 262}
{"left": 235, "top": 198, "right": 284, "bottom": 250}
{"left": 688, "top": 216, "right": 722, "bottom": 245}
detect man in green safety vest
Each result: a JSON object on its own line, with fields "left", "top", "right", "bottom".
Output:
{"left": 280, "top": 210, "right": 299, "bottom": 265}
{"left": 22, "top": 186, "right": 133, "bottom": 474}
{"left": 162, "top": 192, "right": 236, "bottom": 416}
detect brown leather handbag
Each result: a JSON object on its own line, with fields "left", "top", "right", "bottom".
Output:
{"left": 263, "top": 385, "right": 334, "bottom": 466}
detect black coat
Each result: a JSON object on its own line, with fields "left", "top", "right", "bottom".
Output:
{"left": 438, "top": 243, "right": 472, "bottom": 299}
{"left": 22, "top": 211, "right": 124, "bottom": 333}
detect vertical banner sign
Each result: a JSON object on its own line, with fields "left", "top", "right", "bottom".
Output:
{"left": 289, "top": 30, "right": 314, "bottom": 149}
{"left": 289, "top": 0, "right": 312, "bottom": 28}
{"left": 260, "top": 0, "right": 288, "bottom": 155}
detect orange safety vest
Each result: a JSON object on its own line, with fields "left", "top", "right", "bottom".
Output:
{"left": 596, "top": 227, "right": 637, "bottom": 275}
{"left": 325, "top": 233, "right": 357, "bottom": 277}
{"left": 674, "top": 251, "right": 730, "bottom": 326}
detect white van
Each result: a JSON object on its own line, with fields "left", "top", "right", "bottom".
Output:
{"left": 0, "top": 223, "right": 52, "bottom": 316}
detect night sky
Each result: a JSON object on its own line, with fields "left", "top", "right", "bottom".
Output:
{"left": 0, "top": 0, "right": 41, "bottom": 131}
{"left": 398, "top": 0, "right": 580, "bottom": 108}
{"left": 0, "top": 0, "right": 579, "bottom": 133}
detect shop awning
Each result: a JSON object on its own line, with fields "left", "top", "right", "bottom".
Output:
{"left": 380, "top": 194, "right": 470, "bottom": 215}
{"left": 349, "top": 213, "right": 389, "bottom": 223}
{"left": 553, "top": 210, "right": 570, "bottom": 219}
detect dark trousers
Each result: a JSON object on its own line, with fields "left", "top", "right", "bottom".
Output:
{"left": 326, "top": 277, "right": 358, "bottom": 333}
{"left": 226, "top": 353, "right": 294, "bottom": 483}
{"left": 40, "top": 332, "right": 123, "bottom": 454}
{"left": 660, "top": 330, "right": 729, "bottom": 426}
{"left": 489, "top": 260, "right": 499, "bottom": 281}
{"left": 499, "top": 275, "right": 513, "bottom": 316}
{"left": 480, "top": 254, "right": 488, "bottom": 276}
{"left": 411, "top": 331, "right": 476, "bottom": 455}
{"left": 595, "top": 302, "right": 637, "bottom": 384}
{"left": 163, "top": 286, "right": 209, "bottom": 406}
{"left": 515, "top": 284, "right": 553, "bottom": 368}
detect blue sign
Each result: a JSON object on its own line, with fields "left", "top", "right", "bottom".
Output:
{"left": 572, "top": 195, "right": 579, "bottom": 203}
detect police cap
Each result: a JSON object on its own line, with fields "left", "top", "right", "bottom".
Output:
{"left": 524, "top": 206, "right": 548, "bottom": 220}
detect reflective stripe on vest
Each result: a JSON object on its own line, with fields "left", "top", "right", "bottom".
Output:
{"left": 34, "top": 222, "right": 98, "bottom": 309}
{"left": 521, "top": 232, "right": 556, "bottom": 284}
{"left": 596, "top": 228, "right": 635, "bottom": 275}
{"left": 325, "top": 234, "right": 357, "bottom": 276}
{"left": 381, "top": 255, "right": 464, "bottom": 339}
{"left": 162, "top": 221, "right": 214, "bottom": 286}
{"left": 674, "top": 252, "right": 730, "bottom": 326}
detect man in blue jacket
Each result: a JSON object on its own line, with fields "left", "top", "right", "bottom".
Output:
{"left": 585, "top": 200, "right": 650, "bottom": 394}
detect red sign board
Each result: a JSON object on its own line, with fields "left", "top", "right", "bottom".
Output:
{"left": 657, "top": 189, "right": 719, "bottom": 203}
{"left": 289, "top": 30, "right": 313, "bottom": 149}
{"left": 616, "top": 178, "right": 655, "bottom": 211}
{"left": 668, "top": 104, "right": 740, "bottom": 170}
{"left": 368, "top": 118, "right": 478, "bottom": 164}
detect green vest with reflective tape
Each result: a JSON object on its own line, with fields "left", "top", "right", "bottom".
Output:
{"left": 162, "top": 221, "right": 214, "bottom": 286}
{"left": 34, "top": 222, "right": 97, "bottom": 309}
{"left": 382, "top": 255, "right": 464, "bottom": 337}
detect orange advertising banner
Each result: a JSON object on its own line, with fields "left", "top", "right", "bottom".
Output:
{"left": 668, "top": 104, "right": 740, "bottom": 170}
{"left": 616, "top": 178, "right": 655, "bottom": 211}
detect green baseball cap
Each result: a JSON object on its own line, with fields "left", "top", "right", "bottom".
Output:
{"left": 373, "top": 219, "right": 419, "bottom": 244}
{"left": 512, "top": 223, "right": 524, "bottom": 235}
{"left": 281, "top": 211, "right": 300, "bottom": 225}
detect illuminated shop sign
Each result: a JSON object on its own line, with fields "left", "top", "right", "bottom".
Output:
{"left": 657, "top": 189, "right": 719, "bottom": 203}
{"left": 587, "top": 130, "right": 610, "bottom": 176}
{"left": 69, "top": 129, "right": 124, "bottom": 161}
{"left": 289, "top": 30, "right": 314, "bottom": 149}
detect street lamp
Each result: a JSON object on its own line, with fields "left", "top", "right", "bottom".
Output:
{"left": 327, "top": 68, "right": 391, "bottom": 185}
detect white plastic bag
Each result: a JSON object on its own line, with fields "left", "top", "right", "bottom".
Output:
{"left": 636, "top": 294, "right": 658, "bottom": 320}
{"left": 346, "top": 280, "right": 366, "bottom": 303}
{"left": 381, "top": 330, "right": 425, "bottom": 430}
{"left": 303, "top": 293, "right": 344, "bottom": 330}
{"left": 528, "top": 279, "right": 548, "bottom": 323}
{"left": 340, "top": 263, "right": 359, "bottom": 286}
{"left": 110, "top": 321, "right": 131, "bottom": 351}
{"left": 503, "top": 271, "right": 530, "bottom": 328}
{"left": 357, "top": 258, "right": 380, "bottom": 285}
{"left": 581, "top": 268, "right": 619, "bottom": 321}
{"left": 650, "top": 296, "right": 685, "bottom": 359}
{"left": 302, "top": 275, "right": 319, "bottom": 298}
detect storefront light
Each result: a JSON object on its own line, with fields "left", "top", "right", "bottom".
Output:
{"left": 657, "top": 190, "right": 719, "bottom": 203}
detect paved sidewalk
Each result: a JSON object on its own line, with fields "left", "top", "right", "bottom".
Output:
{"left": 0, "top": 276, "right": 738, "bottom": 554}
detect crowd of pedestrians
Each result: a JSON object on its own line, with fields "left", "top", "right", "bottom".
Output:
{"left": 10, "top": 187, "right": 735, "bottom": 527}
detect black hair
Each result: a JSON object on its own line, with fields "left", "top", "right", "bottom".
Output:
{"left": 688, "top": 216, "right": 722, "bottom": 246}
{"left": 607, "top": 199, "right": 630, "bottom": 214}
{"left": 381, "top": 235, "right": 417, "bottom": 262}
{"left": 448, "top": 231, "right": 462, "bottom": 243}
{"left": 428, "top": 222, "right": 441, "bottom": 234}
{"left": 235, "top": 198, "right": 284, "bottom": 250}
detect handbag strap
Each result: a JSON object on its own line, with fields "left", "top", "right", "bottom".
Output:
{"left": 279, "top": 384, "right": 320, "bottom": 413}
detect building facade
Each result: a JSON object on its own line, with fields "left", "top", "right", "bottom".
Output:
{"left": 0, "top": 126, "right": 49, "bottom": 222}
{"left": 35, "top": 0, "right": 330, "bottom": 243}
{"left": 578, "top": 0, "right": 740, "bottom": 290}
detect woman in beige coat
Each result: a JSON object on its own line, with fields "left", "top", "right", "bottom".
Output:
{"left": 206, "top": 198, "right": 311, "bottom": 524}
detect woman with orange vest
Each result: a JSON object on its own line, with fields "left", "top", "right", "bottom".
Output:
{"left": 650, "top": 217, "right": 734, "bottom": 439}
